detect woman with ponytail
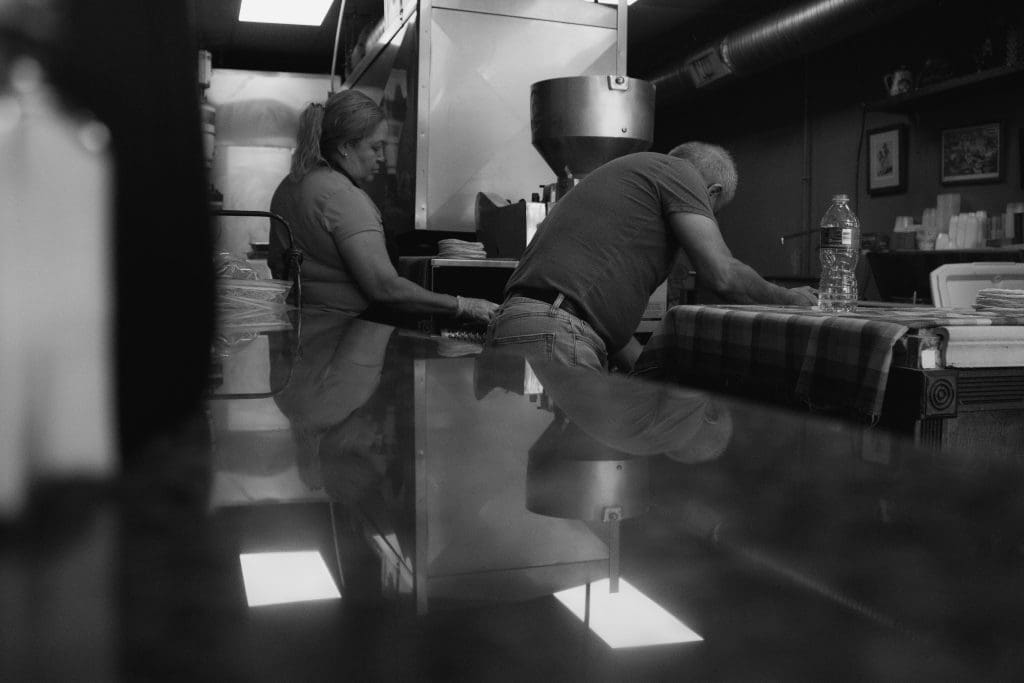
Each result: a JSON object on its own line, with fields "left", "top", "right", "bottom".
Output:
{"left": 269, "top": 89, "right": 497, "bottom": 322}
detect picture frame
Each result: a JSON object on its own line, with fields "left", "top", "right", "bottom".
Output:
{"left": 866, "top": 124, "right": 907, "bottom": 195}
{"left": 940, "top": 122, "right": 1004, "bottom": 185}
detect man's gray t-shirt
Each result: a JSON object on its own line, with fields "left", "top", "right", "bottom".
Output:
{"left": 504, "top": 152, "right": 715, "bottom": 351}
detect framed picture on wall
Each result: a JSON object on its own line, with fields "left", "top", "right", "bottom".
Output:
{"left": 940, "top": 122, "right": 1004, "bottom": 185}
{"left": 866, "top": 124, "right": 907, "bottom": 195}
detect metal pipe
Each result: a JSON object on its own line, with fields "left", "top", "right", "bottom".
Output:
{"left": 646, "top": 0, "right": 931, "bottom": 102}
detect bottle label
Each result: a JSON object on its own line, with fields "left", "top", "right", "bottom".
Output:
{"left": 822, "top": 226, "right": 855, "bottom": 247}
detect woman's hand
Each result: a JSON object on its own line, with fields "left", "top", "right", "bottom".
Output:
{"left": 456, "top": 296, "right": 499, "bottom": 323}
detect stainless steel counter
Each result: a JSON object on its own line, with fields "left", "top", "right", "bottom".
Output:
{"left": 4, "top": 310, "right": 1024, "bottom": 680}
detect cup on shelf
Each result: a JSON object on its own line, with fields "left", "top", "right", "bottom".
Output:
{"left": 915, "top": 228, "right": 936, "bottom": 251}
{"left": 893, "top": 215, "right": 914, "bottom": 232}
{"left": 883, "top": 67, "right": 913, "bottom": 96}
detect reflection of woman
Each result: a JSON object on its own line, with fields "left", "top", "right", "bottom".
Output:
{"left": 272, "top": 312, "right": 405, "bottom": 507}
{"left": 269, "top": 90, "right": 496, "bottom": 322}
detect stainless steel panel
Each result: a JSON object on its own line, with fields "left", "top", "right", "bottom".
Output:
{"left": 415, "top": 4, "right": 432, "bottom": 232}
{"left": 434, "top": 0, "right": 616, "bottom": 27}
{"left": 206, "top": 69, "right": 331, "bottom": 255}
{"left": 424, "top": 6, "right": 617, "bottom": 230}
{"left": 417, "top": 358, "right": 609, "bottom": 611}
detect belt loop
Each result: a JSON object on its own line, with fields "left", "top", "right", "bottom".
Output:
{"left": 551, "top": 292, "right": 565, "bottom": 312}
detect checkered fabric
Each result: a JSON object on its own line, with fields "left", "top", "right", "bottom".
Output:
{"left": 635, "top": 304, "right": 1024, "bottom": 418}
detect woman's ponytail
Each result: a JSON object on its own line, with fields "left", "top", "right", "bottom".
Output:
{"left": 289, "top": 102, "right": 327, "bottom": 179}
{"left": 288, "top": 91, "right": 385, "bottom": 180}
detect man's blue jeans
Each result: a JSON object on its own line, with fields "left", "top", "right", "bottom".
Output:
{"left": 484, "top": 295, "right": 608, "bottom": 371}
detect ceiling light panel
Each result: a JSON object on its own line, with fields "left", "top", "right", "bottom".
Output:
{"left": 238, "top": 0, "right": 335, "bottom": 26}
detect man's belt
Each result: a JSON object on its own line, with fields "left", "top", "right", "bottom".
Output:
{"left": 506, "top": 288, "right": 587, "bottom": 323}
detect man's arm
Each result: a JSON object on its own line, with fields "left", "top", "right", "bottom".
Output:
{"left": 669, "top": 213, "right": 814, "bottom": 305}
{"left": 610, "top": 335, "right": 643, "bottom": 372}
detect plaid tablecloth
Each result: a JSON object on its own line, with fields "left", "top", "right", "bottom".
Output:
{"left": 632, "top": 304, "right": 1024, "bottom": 419}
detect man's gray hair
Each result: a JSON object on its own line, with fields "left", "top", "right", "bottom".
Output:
{"left": 668, "top": 141, "right": 738, "bottom": 205}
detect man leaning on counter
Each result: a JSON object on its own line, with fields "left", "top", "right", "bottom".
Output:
{"left": 485, "top": 141, "right": 817, "bottom": 372}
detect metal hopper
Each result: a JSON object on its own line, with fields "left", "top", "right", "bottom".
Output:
{"left": 530, "top": 75, "right": 655, "bottom": 183}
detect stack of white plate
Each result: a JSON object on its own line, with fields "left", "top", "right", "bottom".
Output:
{"left": 975, "top": 288, "right": 1024, "bottom": 310}
{"left": 437, "top": 239, "right": 487, "bottom": 259}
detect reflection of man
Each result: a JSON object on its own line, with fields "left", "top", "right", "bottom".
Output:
{"left": 475, "top": 349, "right": 732, "bottom": 465}
{"left": 526, "top": 358, "right": 732, "bottom": 465}
{"left": 485, "top": 143, "right": 816, "bottom": 373}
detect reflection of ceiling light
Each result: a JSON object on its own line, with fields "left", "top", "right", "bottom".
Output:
{"left": 370, "top": 534, "right": 414, "bottom": 595}
{"left": 554, "top": 578, "right": 702, "bottom": 648}
{"left": 238, "top": 0, "right": 334, "bottom": 26}
{"left": 593, "top": 1, "right": 640, "bottom": 5}
{"left": 239, "top": 551, "right": 341, "bottom": 607}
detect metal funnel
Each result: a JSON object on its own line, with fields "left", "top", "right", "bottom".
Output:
{"left": 530, "top": 75, "right": 655, "bottom": 179}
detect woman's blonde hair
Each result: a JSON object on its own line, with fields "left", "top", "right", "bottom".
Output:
{"left": 289, "top": 89, "right": 385, "bottom": 179}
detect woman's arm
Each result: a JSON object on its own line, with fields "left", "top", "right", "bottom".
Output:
{"left": 336, "top": 230, "right": 497, "bottom": 321}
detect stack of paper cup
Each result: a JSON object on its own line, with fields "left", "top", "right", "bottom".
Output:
{"left": 936, "top": 193, "right": 961, "bottom": 236}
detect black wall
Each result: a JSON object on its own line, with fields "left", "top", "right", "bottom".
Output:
{"left": 651, "top": 0, "right": 1024, "bottom": 285}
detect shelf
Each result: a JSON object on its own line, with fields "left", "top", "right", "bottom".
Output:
{"left": 430, "top": 258, "right": 518, "bottom": 269}
{"left": 864, "top": 64, "right": 1024, "bottom": 112}
{"left": 883, "top": 247, "right": 1024, "bottom": 255}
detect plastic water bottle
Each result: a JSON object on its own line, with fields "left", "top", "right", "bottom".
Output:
{"left": 817, "top": 194, "right": 860, "bottom": 313}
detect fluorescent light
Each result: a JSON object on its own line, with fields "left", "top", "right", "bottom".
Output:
{"left": 554, "top": 579, "right": 702, "bottom": 648}
{"left": 239, "top": 551, "right": 341, "bottom": 607}
{"left": 238, "top": 0, "right": 334, "bottom": 26}
{"left": 593, "top": 1, "right": 640, "bottom": 5}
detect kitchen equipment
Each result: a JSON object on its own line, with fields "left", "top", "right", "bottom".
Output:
{"left": 528, "top": 0, "right": 654, "bottom": 202}
{"left": 530, "top": 75, "right": 655, "bottom": 199}
{"left": 475, "top": 193, "right": 544, "bottom": 259}
{"left": 930, "top": 262, "right": 1024, "bottom": 308}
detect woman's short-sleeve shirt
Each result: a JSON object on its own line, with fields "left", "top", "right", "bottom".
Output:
{"left": 270, "top": 166, "right": 383, "bottom": 314}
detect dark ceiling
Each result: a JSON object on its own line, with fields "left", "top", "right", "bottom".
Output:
{"left": 192, "top": 0, "right": 803, "bottom": 78}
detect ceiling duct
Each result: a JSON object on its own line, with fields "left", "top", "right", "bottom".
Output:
{"left": 647, "top": 0, "right": 932, "bottom": 101}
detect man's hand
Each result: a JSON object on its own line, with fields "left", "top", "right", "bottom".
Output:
{"left": 789, "top": 286, "right": 818, "bottom": 306}
{"left": 456, "top": 296, "right": 499, "bottom": 323}
{"left": 610, "top": 336, "right": 643, "bottom": 373}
